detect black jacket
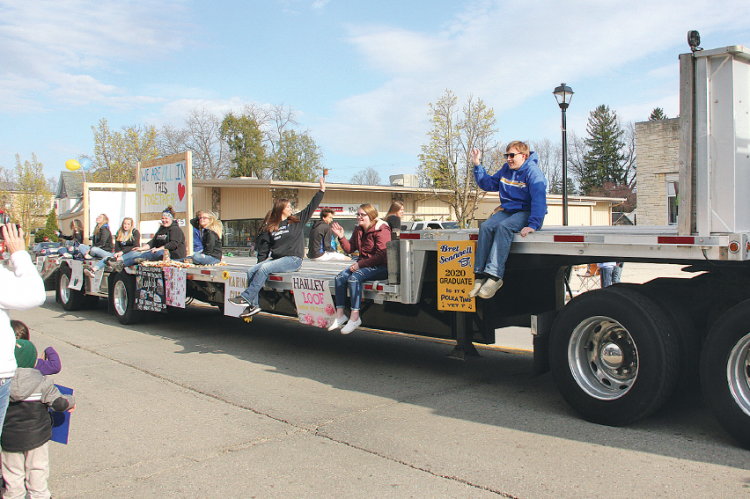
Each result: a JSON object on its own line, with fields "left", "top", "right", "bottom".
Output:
{"left": 266, "top": 190, "right": 324, "bottom": 260}
{"left": 59, "top": 230, "right": 83, "bottom": 245}
{"left": 148, "top": 223, "right": 186, "bottom": 259}
{"left": 115, "top": 229, "right": 140, "bottom": 254}
{"left": 307, "top": 218, "right": 334, "bottom": 259}
{"left": 190, "top": 218, "right": 223, "bottom": 260}
{"left": 1, "top": 368, "right": 74, "bottom": 453}
{"left": 91, "top": 225, "right": 113, "bottom": 252}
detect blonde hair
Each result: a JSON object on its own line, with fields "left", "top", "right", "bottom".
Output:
{"left": 385, "top": 201, "right": 404, "bottom": 219}
{"left": 93, "top": 213, "right": 109, "bottom": 236}
{"left": 116, "top": 217, "right": 135, "bottom": 242}
{"left": 506, "top": 141, "right": 530, "bottom": 156}
{"left": 202, "top": 211, "right": 223, "bottom": 238}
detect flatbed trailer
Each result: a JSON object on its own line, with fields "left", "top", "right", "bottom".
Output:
{"left": 50, "top": 43, "right": 750, "bottom": 447}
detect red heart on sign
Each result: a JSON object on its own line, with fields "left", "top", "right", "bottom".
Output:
{"left": 178, "top": 183, "right": 186, "bottom": 201}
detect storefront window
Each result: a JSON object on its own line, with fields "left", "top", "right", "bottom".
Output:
{"left": 667, "top": 181, "right": 678, "bottom": 225}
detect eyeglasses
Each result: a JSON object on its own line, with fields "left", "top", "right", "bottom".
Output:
{"left": 199, "top": 216, "right": 210, "bottom": 220}
{"left": 356, "top": 213, "right": 367, "bottom": 218}
{"left": 504, "top": 152, "right": 525, "bottom": 159}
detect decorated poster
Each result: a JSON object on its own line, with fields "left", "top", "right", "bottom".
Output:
{"left": 223, "top": 271, "right": 248, "bottom": 318}
{"left": 163, "top": 267, "right": 187, "bottom": 308}
{"left": 135, "top": 266, "right": 166, "bottom": 312}
{"left": 40, "top": 256, "right": 58, "bottom": 278}
{"left": 91, "top": 267, "right": 105, "bottom": 292}
{"left": 139, "top": 160, "right": 188, "bottom": 214}
{"left": 291, "top": 276, "right": 336, "bottom": 328}
{"left": 67, "top": 260, "right": 84, "bottom": 290}
{"left": 437, "top": 241, "right": 476, "bottom": 312}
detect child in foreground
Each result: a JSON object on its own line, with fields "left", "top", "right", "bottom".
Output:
{"left": 11, "top": 320, "right": 61, "bottom": 375}
{"left": 1, "top": 340, "right": 74, "bottom": 499}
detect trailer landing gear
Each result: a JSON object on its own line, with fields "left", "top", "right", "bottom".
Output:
{"left": 448, "top": 312, "right": 480, "bottom": 360}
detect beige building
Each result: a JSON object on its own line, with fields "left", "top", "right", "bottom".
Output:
{"left": 635, "top": 118, "right": 681, "bottom": 226}
{"left": 193, "top": 178, "right": 624, "bottom": 251}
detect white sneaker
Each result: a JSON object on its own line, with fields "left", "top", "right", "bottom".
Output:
{"left": 327, "top": 315, "right": 348, "bottom": 331}
{"left": 340, "top": 318, "right": 362, "bottom": 335}
{"left": 478, "top": 278, "right": 504, "bottom": 299}
{"left": 468, "top": 278, "right": 487, "bottom": 298}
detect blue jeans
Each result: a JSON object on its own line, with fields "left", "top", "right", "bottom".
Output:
{"left": 0, "top": 377, "right": 11, "bottom": 430}
{"left": 474, "top": 210, "right": 531, "bottom": 279}
{"left": 600, "top": 266, "right": 614, "bottom": 287}
{"left": 79, "top": 245, "right": 114, "bottom": 271}
{"left": 612, "top": 263, "right": 623, "bottom": 284}
{"left": 121, "top": 250, "right": 144, "bottom": 267}
{"left": 239, "top": 256, "right": 302, "bottom": 307}
{"left": 334, "top": 264, "right": 388, "bottom": 311}
{"left": 192, "top": 251, "right": 221, "bottom": 265}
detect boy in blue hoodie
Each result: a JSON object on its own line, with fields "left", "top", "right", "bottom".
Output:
{"left": 468, "top": 141, "right": 547, "bottom": 299}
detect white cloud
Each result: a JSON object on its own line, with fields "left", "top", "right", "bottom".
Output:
{"left": 311, "top": 0, "right": 331, "bottom": 9}
{"left": 317, "top": 0, "right": 750, "bottom": 158}
{"left": 0, "top": 0, "right": 192, "bottom": 113}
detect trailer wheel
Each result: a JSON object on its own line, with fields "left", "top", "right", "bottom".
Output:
{"left": 549, "top": 288, "right": 679, "bottom": 426}
{"left": 700, "top": 299, "right": 750, "bottom": 447}
{"left": 111, "top": 272, "right": 142, "bottom": 325}
{"left": 57, "top": 265, "right": 84, "bottom": 311}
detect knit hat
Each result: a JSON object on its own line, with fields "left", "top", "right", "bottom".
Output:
{"left": 14, "top": 339, "right": 37, "bottom": 368}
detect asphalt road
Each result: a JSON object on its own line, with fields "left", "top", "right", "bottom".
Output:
{"left": 12, "top": 291, "right": 750, "bottom": 498}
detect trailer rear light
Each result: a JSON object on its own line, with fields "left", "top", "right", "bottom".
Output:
{"left": 729, "top": 241, "right": 740, "bottom": 253}
{"left": 268, "top": 275, "right": 283, "bottom": 281}
{"left": 469, "top": 234, "right": 478, "bottom": 241}
{"left": 657, "top": 236, "right": 695, "bottom": 244}
{"left": 200, "top": 269, "right": 212, "bottom": 275}
{"left": 554, "top": 235, "right": 585, "bottom": 243}
{"left": 400, "top": 233, "right": 420, "bottom": 240}
{"left": 364, "top": 283, "right": 384, "bottom": 291}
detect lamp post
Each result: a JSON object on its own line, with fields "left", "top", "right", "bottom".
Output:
{"left": 553, "top": 83, "right": 574, "bottom": 226}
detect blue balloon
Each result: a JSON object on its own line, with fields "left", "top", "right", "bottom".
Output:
{"left": 80, "top": 157, "right": 92, "bottom": 171}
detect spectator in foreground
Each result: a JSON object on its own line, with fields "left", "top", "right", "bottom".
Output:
{"left": 11, "top": 320, "right": 61, "bottom": 376}
{"left": 1, "top": 340, "right": 74, "bottom": 499}
{"left": 0, "top": 223, "right": 46, "bottom": 430}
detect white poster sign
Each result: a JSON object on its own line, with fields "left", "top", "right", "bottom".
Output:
{"left": 67, "top": 261, "right": 84, "bottom": 290}
{"left": 224, "top": 271, "right": 248, "bottom": 318}
{"left": 139, "top": 160, "right": 189, "bottom": 214}
{"left": 291, "top": 276, "right": 336, "bottom": 328}
{"left": 164, "top": 267, "right": 187, "bottom": 308}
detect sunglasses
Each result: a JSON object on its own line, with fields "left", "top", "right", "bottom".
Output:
{"left": 504, "top": 152, "right": 525, "bottom": 159}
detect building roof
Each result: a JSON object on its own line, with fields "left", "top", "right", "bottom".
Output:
{"left": 56, "top": 171, "right": 85, "bottom": 199}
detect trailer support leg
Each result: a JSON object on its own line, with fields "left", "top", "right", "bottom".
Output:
{"left": 448, "top": 312, "right": 480, "bottom": 360}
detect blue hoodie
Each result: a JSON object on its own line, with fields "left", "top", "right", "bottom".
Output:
{"left": 474, "top": 151, "right": 548, "bottom": 231}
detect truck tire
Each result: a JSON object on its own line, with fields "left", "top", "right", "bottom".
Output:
{"left": 700, "top": 299, "right": 750, "bottom": 447}
{"left": 111, "top": 272, "right": 142, "bottom": 325}
{"left": 57, "top": 265, "right": 85, "bottom": 311}
{"left": 549, "top": 287, "right": 679, "bottom": 426}
{"left": 609, "top": 284, "right": 702, "bottom": 393}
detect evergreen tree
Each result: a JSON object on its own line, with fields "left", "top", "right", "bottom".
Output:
{"left": 579, "top": 105, "right": 627, "bottom": 194}
{"left": 40, "top": 209, "right": 59, "bottom": 242}
{"left": 272, "top": 130, "right": 322, "bottom": 181}
{"left": 649, "top": 107, "right": 667, "bottom": 120}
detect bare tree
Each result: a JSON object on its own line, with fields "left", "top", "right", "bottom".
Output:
{"left": 185, "top": 108, "right": 231, "bottom": 179}
{"left": 418, "top": 90, "right": 501, "bottom": 227}
{"left": 530, "top": 138, "right": 562, "bottom": 194}
{"left": 350, "top": 167, "right": 382, "bottom": 185}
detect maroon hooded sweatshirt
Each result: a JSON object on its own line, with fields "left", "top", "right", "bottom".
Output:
{"left": 338, "top": 219, "right": 391, "bottom": 268}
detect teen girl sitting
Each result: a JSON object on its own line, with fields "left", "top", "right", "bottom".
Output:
{"left": 188, "top": 211, "right": 223, "bottom": 265}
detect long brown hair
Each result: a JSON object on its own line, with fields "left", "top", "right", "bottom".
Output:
{"left": 385, "top": 201, "right": 404, "bottom": 219}
{"left": 93, "top": 213, "right": 109, "bottom": 236}
{"left": 264, "top": 199, "right": 299, "bottom": 233}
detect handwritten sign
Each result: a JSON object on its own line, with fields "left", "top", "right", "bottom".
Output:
{"left": 437, "top": 241, "right": 476, "bottom": 312}
{"left": 224, "top": 271, "right": 248, "bottom": 318}
{"left": 291, "top": 276, "right": 336, "bottom": 328}
{"left": 139, "top": 160, "right": 188, "bottom": 214}
{"left": 136, "top": 266, "right": 166, "bottom": 312}
{"left": 67, "top": 260, "right": 84, "bottom": 290}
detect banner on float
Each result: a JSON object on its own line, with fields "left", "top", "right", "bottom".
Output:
{"left": 223, "top": 271, "right": 248, "bottom": 317}
{"left": 164, "top": 267, "right": 187, "bottom": 308}
{"left": 136, "top": 266, "right": 166, "bottom": 312}
{"left": 437, "top": 241, "right": 476, "bottom": 312}
{"left": 291, "top": 276, "right": 336, "bottom": 328}
{"left": 67, "top": 261, "right": 84, "bottom": 290}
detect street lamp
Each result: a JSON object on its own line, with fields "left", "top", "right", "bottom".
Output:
{"left": 553, "top": 83, "right": 574, "bottom": 226}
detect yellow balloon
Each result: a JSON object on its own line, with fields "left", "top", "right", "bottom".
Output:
{"left": 65, "top": 159, "right": 81, "bottom": 171}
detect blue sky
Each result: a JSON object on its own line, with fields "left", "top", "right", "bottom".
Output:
{"left": 2, "top": 0, "right": 750, "bottom": 185}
